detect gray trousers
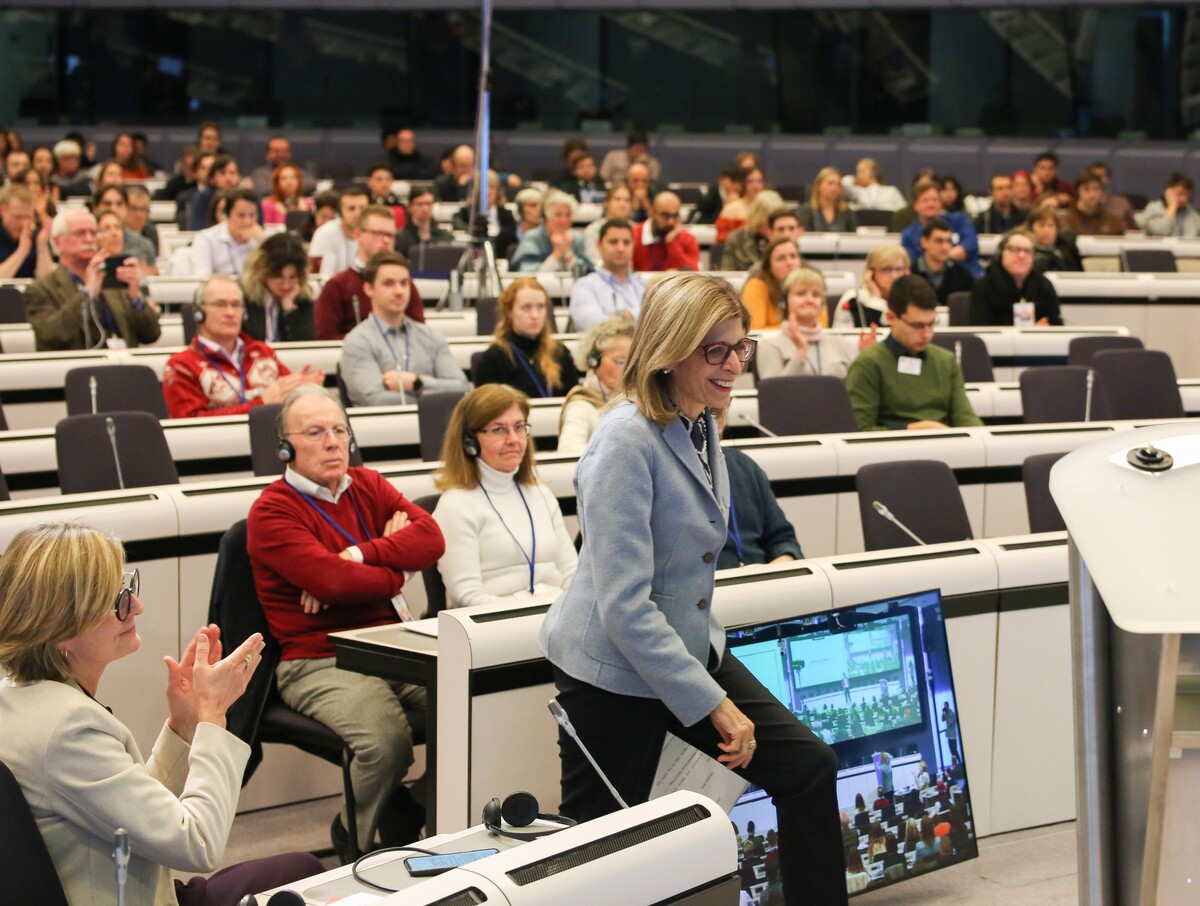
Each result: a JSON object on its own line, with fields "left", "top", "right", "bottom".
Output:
{"left": 276, "top": 656, "right": 426, "bottom": 851}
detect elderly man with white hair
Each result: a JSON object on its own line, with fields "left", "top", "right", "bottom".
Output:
{"left": 23, "top": 208, "right": 160, "bottom": 351}
{"left": 50, "top": 139, "right": 92, "bottom": 197}
{"left": 508, "top": 190, "right": 593, "bottom": 273}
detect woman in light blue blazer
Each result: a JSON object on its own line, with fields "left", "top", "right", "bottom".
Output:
{"left": 539, "top": 273, "right": 847, "bottom": 905}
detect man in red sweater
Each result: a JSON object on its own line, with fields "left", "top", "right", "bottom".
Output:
{"left": 162, "top": 275, "right": 323, "bottom": 418}
{"left": 632, "top": 191, "right": 699, "bottom": 272}
{"left": 248, "top": 385, "right": 445, "bottom": 859}
{"left": 314, "top": 205, "right": 425, "bottom": 340}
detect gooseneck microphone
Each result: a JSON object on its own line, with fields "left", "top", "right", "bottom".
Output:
{"left": 1084, "top": 369, "right": 1094, "bottom": 423}
{"left": 548, "top": 699, "right": 630, "bottom": 809}
{"left": 89, "top": 375, "right": 99, "bottom": 414}
{"left": 106, "top": 417, "right": 126, "bottom": 490}
{"left": 113, "top": 828, "right": 130, "bottom": 906}
{"left": 871, "top": 500, "right": 927, "bottom": 546}
{"left": 737, "top": 413, "right": 779, "bottom": 438}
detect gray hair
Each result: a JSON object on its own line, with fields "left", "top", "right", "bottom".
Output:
{"left": 50, "top": 207, "right": 95, "bottom": 239}
{"left": 542, "top": 189, "right": 579, "bottom": 219}
{"left": 275, "top": 384, "right": 344, "bottom": 440}
{"left": 52, "top": 140, "right": 81, "bottom": 159}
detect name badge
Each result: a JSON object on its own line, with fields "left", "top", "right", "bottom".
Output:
{"left": 105, "top": 337, "right": 128, "bottom": 350}
{"left": 1013, "top": 301, "right": 1035, "bottom": 327}
{"left": 897, "top": 355, "right": 923, "bottom": 376}
{"left": 391, "top": 592, "right": 414, "bottom": 622}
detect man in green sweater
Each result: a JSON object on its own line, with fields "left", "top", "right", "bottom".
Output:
{"left": 846, "top": 275, "right": 982, "bottom": 431}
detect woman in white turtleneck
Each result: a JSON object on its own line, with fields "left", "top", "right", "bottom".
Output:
{"left": 433, "top": 384, "right": 578, "bottom": 610}
{"left": 757, "top": 267, "right": 865, "bottom": 381}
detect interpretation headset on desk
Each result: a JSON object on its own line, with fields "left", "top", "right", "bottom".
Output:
{"left": 482, "top": 790, "right": 576, "bottom": 841}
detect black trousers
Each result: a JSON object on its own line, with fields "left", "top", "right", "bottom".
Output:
{"left": 553, "top": 653, "right": 849, "bottom": 906}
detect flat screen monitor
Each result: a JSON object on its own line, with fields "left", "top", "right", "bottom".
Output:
{"left": 724, "top": 588, "right": 977, "bottom": 899}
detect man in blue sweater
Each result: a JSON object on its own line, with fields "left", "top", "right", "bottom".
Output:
{"left": 901, "top": 178, "right": 982, "bottom": 278}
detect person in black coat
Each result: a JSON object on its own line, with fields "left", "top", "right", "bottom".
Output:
{"left": 473, "top": 277, "right": 579, "bottom": 398}
{"left": 912, "top": 219, "right": 974, "bottom": 305}
{"left": 1028, "top": 206, "right": 1083, "bottom": 275}
{"left": 969, "top": 228, "right": 1063, "bottom": 326}
{"left": 238, "top": 232, "right": 316, "bottom": 342}
{"left": 696, "top": 164, "right": 745, "bottom": 225}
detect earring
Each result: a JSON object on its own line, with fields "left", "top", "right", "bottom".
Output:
{"left": 662, "top": 368, "right": 672, "bottom": 374}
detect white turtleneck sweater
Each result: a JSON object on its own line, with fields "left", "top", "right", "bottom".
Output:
{"left": 433, "top": 459, "right": 578, "bottom": 610}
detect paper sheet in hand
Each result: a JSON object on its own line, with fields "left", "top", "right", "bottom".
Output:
{"left": 649, "top": 733, "right": 748, "bottom": 813}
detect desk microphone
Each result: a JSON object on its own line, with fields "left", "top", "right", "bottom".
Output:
{"left": 113, "top": 828, "right": 130, "bottom": 906}
{"left": 1084, "top": 369, "right": 1094, "bottom": 423}
{"left": 871, "top": 501, "right": 927, "bottom": 546}
{"left": 106, "top": 417, "right": 126, "bottom": 490}
{"left": 954, "top": 341, "right": 963, "bottom": 370}
{"left": 89, "top": 375, "right": 99, "bottom": 414}
{"left": 737, "top": 413, "right": 778, "bottom": 438}
{"left": 548, "top": 699, "right": 629, "bottom": 809}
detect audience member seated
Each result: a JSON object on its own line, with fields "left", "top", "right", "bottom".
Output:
{"left": 715, "top": 410, "right": 802, "bottom": 569}
{"left": 509, "top": 190, "right": 592, "bottom": 274}
{"left": 1059, "top": 170, "right": 1124, "bottom": 236}
{"left": 196, "top": 120, "right": 223, "bottom": 155}
{"left": 131, "top": 132, "right": 162, "bottom": 173}
{"left": 558, "top": 317, "right": 634, "bottom": 455}
{"left": 189, "top": 154, "right": 242, "bottom": 231}
{"left": 626, "top": 160, "right": 655, "bottom": 223}
{"left": 0, "top": 183, "right": 51, "bottom": 279}
{"left": 846, "top": 276, "right": 982, "bottom": 431}
{"left": 570, "top": 218, "right": 645, "bottom": 330}
{"left": 554, "top": 138, "right": 590, "bottom": 185}
{"left": 434, "top": 144, "right": 475, "bottom": 203}
{"left": 720, "top": 190, "right": 784, "bottom": 271}
{"left": 25, "top": 209, "right": 160, "bottom": 351}
{"left": 582, "top": 183, "right": 631, "bottom": 264}
{"left": 96, "top": 209, "right": 132, "bottom": 265}
{"left": 740, "top": 236, "right": 801, "bottom": 330}
{"left": 1088, "top": 161, "right": 1137, "bottom": 230}
{"left": 845, "top": 848, "right": 871, "bottom": 894}
{"left": 191, "top": 188, "right": 263, "bottom": 278}
{"left": 249, "top": 386, "right": 442, "bottom": 857}
{"left": 163, "top": 275, "right": 321, "bottom": 418}
{"left": 599, "top": 129, "right": 661, "bottom": 185}
{"left": 888, "top": 168, "right": 935, "bottom": 233}
{"left": 261, "top": 164, "right": 312, "bottom": 226}
{"left": 633, "top": 191, "right": 699, "bottom": 272}
{"left": 696, "top": 164, "right": 745, "bottom": 224}
{"left": 110, "top": 132, "right": 149, "bottom": 179}
{"left": 969, "top": 228, "right": 1062, "bottom": 326}
{"left": 240, "top": 232, "right": 316, "bottom": 343}
{"left": 834, "top": 242, "right": 910, "bottom": 328}
{"left": 4, "top": 149, "right": 30, "bottom": 182}
{"left": 158, "top": 145, "right": 198, "bottom": 201}
{"left": 874, "top": 787, "right": 892, "bottom": 811}
{"left": 973, "top": 174, "right": 1028, "bottom": 235}
{"left": 914, "top": 816, "right": 939, "bottom": 866}
{"left": 1011, "top": 169, "right": 1037, "bottom": 211}
{"left": 93, "top": 183, "right": 156, "bottom": 267}
{"left": 395, "top": 187, "right": 452, "bottom": 259}
{"left": 51, "top": 139, "right": 91, "bottom": 197}
{"left": 841, "top": 157, "right": 906, "bottom": 212}
{"left": 249, "top": 135, "right": 316, "bottom": 198}
{"left": 759, "top": 268, "right": 861, "bottom": 379}
{"left": 367, "top": 161, "right": 407, "bottom": 228}
{"left": 769, "top": 206, "right": 802, "bottom": 241}
{"left": 716, "top": 166, "right": 766, "bottom": 242}
{"left": 557, "top": 151, "right": 606, "bottom": 204}
{"left": 339, "top": 251, "right": 468, "bottom": 406}
{"left": 124, "top": 184, "right": 157, "bottom": 255}
{"left": 1031, "top": 152, "right": 1073, "bottom": 207}
{"left": 312, "top": 185, "right": 369, "bottom": 278}
{"left": 22, "top": 167, "right": 58, "bottom": 222}
{"left": 316, "top": 204, "right": 425, "bottom": 339}
{"left": 880, "top": 834, "right": 905, "bottom": 872}
{"left": 474, "top": 277, "right": 580, "bottom": 398}
{"left": 1029, "top": 205, "right": 1082, "bottom": 274}
{"left": 433, "top": 385, "right": 578, "bottom": 609}
{"left": 0, "top": 523, "right": 324, "bottom": 906}
{"left": 452, "top": 170, "right": 515, "bottom": 247}
{"left": 800, "top": 167, "right": 858, "bottom": 232}
{"left": 389, "top": 128, "right": 435, "bottom": 180}
{"left": 913, "top": 218, "right": 974, "bottom": 305}
{"left": 1140, "top": 171, "right": 1200, "bottom": 238}
{"left": 938, "top": 174, "right": 966, "bottom": 215}
{"left": 175, "top": 152, "right": 213, "bottom": 229}
{"left": 900, "top": 177, "right": 981, "bottom": 278}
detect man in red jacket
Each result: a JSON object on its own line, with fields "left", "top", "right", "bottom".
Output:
{"left": 248, "top": 385, "right": 445, "bottom": 860}
{"left": 632, "top": 191, "right": 699, "bottom": 272}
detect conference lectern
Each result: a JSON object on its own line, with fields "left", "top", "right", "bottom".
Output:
{"left": 1052, "top": 423, "right": 1200, "bottom": 905}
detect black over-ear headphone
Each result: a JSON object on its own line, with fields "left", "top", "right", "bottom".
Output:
{"left": 482, "top": 791, "right": 576, "bottom": 841}
{"left": 462, "top": 426, "right": 480, "bottom": 458}
{"left": 586, "top": 344, "right": 603, "bottom": 370}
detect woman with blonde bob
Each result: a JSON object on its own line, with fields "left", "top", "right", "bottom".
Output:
{"left": 539, "top": 273, "right": 847, "bottom": 906}
{"left": 433, "top": 385, "right": 577, "bottom": 609}
{"left": 800, "top": 166, "right": 857, "bottom": 233}
{"left": 472, "top": 277, "right": 580, "bottom": 399}
{"left": 0, "top": 523, "right": 320, "bottom": 906}
{"left": 557, "top": 316, "right": 635, "bottom": 455}
{"left": 833, "top": 241, "right": 910, "bottom": 328}
{"left": 758, "top": 268, "right": 862, "bottom": 380}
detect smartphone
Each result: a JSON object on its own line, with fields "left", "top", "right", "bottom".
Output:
{"left": 101, "top": 256, "right": 128, "bottom": 291}
{"left": 403, "top": 848, "right": 499, "bottom": 877}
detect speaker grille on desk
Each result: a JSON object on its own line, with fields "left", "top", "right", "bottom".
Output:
{"left": 505, "top": 804, "right": 711, "bottom": 886}
{"left": 428, "top": 889, "right": 487, "bottom": 905}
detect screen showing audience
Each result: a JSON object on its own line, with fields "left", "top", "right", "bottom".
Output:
{"left": 725, "top": 588, "right": 977, "bottom": 899}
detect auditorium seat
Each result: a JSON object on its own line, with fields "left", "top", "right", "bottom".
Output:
{"left": 410, "top": 243, "right": 468, "bottom": 278}
{"left": 249, "top": 403, "right": 286, "bottom": 476}
{"left": 411, "top": 494, "right": 447, "bottom": 616}
{"left": 756, "top": 375, "right": 859, "bottom": 436}
{"left": 1019, "top": 366, "right": 1099, "bottom": 423}
{"left": 945, "top": 291, "right": 971, "bottom": 327}
{"left": 180, "top": 302, "right": 199, "bottom": 344}
{"left": 1091, "top": 349, "right": 1185, "bottom": 420}
{"left": 855, "top": 210, "right": 895, "bottom": 229}
{"left": 64, "top": 365, "right": 169, "bottom": 419}
{"left": 0, "top": 759, "right": 68, "bottom": 905}
{"left": 55, "top": 412, "right": 179, "bottom": 494}
{"left": 475, "top": 296, "right": 498, "bottom": 336}
{"left": 1023, "top": 452, "right": 1067, "bottom": 534}
{"left": 417, "top": 391, "right": 464, "bottom": 462}
{"left": 855, "top": 460, "right": 973, "bottom": 551}
{"left": 0, "top": 285, "right": 26, "bottom": 323}
{"left": 1066, "top": 335, "right": 1143, "bottom": 367}
{"left": 1119, "top": 248, "right": 1176, "bottom": 273}
{"left": 929, "top": 334, "right": 993, "bottom": 382}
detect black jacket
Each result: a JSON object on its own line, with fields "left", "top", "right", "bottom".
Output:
{"left": 915, "top": 258, "right": 975, "bottom": 306}
{"left": 241, "top": 293, "right": 316, "bottom": 343}
{"left": 969, "top": 261, "right": 1063, "bottom": 326}
{"left": 718, "top": 447, "right": 803, "bottom": 569}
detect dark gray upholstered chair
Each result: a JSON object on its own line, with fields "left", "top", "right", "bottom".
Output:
{"left": 1091, "top": 349, "right": 1184, "bottom": 420}
{"left": 475, "top": 297, "right": 498, "bottom": 337}
{"left": 945, "top": 291, "right": 971, "bottom": 327}
{"left": 410, "top": 243, "right": 468, "bottom": 278}
{"left": 855, "top": 209, "right": 895, "bottom": 229}
{"left": 417, "top": 391, "right": 465, "bottom": 462}
{"left": 1119, "top": 249, "right": 1176, "bottom": 273}
{"left": 1066, "top": 335, "right": 1143, "bottom": 367}
{"left": 0, "top": 284, "right": 27, "bottom": 323}
{"left": 930, "top": 334, "right": 994, "bottom": 383}
{"left": 64, "top": 365, "right": 169, "bottom": 418}
{"left": 410, "top": 494, "right": 447, "bottom": 617}
{"left": 756, "top": 375, "right": 859, "bottom": 436}
{"left": 180, "top": 303, "right": 199, "bottom": 344}
{"left": 55, "top": 412, "right": 179, "bottom": 495}
{"left": 1023, "top": 452, "right": 1068, "bottom": 534}
{"left": 1019, "top": 366, "right": 1102, "bottom": 423}
{"left": 248, "top": 403, "right": 286, "bottom": 477}
{"left": 0, "top": 759, "right": 68, "bottom": 904}
{"left": 855, "top": 460, "right": 973, "bottom": 551}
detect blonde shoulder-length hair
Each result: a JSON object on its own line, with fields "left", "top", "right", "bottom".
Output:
{"left": 493, "top": 277, "right": 563, "bottom": 392}
{"left": 435, "top": 384, "right": 537, "bottom": 491}
{"left": 619, "top": 273, "right": 747, "bottom": 425}
{"left": 0, "top": 523, "right": 124, "bottom": 683}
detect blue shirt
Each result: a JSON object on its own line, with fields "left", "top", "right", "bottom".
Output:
{"left": 901, "top": 211, "right": 982, "bottom": 278}
{"left": 568, "top": 267, "right": 647, "bottom": 330}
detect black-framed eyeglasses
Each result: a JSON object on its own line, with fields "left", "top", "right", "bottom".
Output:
{"left": 114, "top": 569, "right": 139, "bottom": 621}
{"left": 698, "top": 337, "right": 757, "bottom": 366}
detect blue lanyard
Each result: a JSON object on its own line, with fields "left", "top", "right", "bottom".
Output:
{"left": 371, "top": 314, "right": 410, "bottom": 372}
{"left": 202, "top": 345, "right": 248, "bottom": 404}
{"left": 596, "top": 269, "right": 642, "bottom": 312}
{"left": 288, "top": 482, "right": 373, "bottom": 547}
{"left": 512, "top": 345, "right": 551, "bottom": 398}
{"left": 727, "top": 496, "right": 745, "bottom": 566}
{"left": 480, "top": 481, "right": 537, "bottom": 593}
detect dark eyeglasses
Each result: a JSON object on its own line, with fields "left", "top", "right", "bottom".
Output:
{"left": 114, "top": 569, "right": 139, "bottom": 621}
{"left": 698, "top": 337, "right": 757, "bottom": 366}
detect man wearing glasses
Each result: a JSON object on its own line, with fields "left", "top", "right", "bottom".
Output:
{"left": 162, "top": 275, "right": 323, "bottom": 417}
{"left": 846, "top": 276, "right": 982, "bottom": 431}
{"left": 315, "top": 205, "right": 426, "bottom": 340}
{"left": 338, "top": 251, "right": 469, "bottom": 407}
{"left": 249, "top": 384, "right": 444, "bottom": 861}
